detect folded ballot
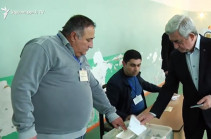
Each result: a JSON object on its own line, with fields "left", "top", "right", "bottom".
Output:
{"left": 116, "top": 115, "right": 147, "bottom": 139}
{"left": 128, "top": 115, "right": 147, "bottom": 135}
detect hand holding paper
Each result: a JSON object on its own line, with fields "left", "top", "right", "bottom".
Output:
{"left": 116, "top": 115, "right": 147, "bottom": 139}
{"left": 112, "top": 117, "right": 127, "bottom": 130}
{"left": 128, "top": 115, "right": 147, "bottom": 136}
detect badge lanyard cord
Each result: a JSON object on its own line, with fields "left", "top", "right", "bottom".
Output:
{"left": 73, "top": 56, "right": 82, "bottom": 70}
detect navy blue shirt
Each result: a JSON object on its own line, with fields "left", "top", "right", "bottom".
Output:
{"left": 128, "top": 76, "right": 145, "bottom": 115}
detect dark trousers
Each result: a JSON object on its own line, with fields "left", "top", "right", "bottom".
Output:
{"left": 184, "top": 114, "right": 211, "bottom": 139}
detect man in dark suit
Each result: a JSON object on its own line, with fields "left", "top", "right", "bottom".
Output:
{"left": 139, "top": 15, "right": 211, "bottom": 139}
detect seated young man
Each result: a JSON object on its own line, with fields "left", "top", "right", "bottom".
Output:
{"left": 106, "top": 49, "right": 160, "bottom": 121}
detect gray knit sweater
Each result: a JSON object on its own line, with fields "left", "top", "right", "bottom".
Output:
{"left": 11, "top": 32, "right": 118, "bottom": 139}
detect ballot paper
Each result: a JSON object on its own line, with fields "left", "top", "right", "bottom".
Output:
{"left": 128, "top": 115, "right": 147, "bottom": 136}
{"left": 116, "top": 115, "right": 147, "bottom": 139}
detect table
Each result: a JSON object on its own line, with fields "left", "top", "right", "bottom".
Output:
{"left": 139, "top": 94, "right": 184, "bottom": 138}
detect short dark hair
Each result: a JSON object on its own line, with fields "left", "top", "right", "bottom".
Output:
{"left": 123, "top": 49, "right": 142, "bottom": 63}
{"left": 61, "top": 15, "right": 96, "bottom": 38}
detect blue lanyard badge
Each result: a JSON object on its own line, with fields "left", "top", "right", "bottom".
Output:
{"left": 73, "top": 56, "right": 88, "bottom": 81}
{"left": 73, "top": 55, "right": 82, "bottom": 70}
{"left": 128, "top": 77, "right": 143, "bottom": 105}
{"left": 79, "top": 69, "right": 88, "bottom": 82}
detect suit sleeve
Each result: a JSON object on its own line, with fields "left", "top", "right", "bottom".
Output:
{"left": 139, "top": 77, "right": 161, "bottom": 93}
{"left": 150, "top": 54, "right": 179, "bottom": 118}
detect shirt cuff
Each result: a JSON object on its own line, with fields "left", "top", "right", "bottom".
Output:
{"left": 106, "top": 112, "right": 119, "bottom": 123}
{"left": 18, "top": 125, "right": 37, "bottom": 139}
{"left": 149, "top": 112, "right": 157, "bottom": 118}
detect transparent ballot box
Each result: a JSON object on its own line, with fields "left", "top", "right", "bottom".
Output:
{"left": 103, "top": 124, "right": 173, "bottom": 139}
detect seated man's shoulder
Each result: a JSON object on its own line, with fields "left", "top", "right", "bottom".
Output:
{"left": 108, "top": 70, "right": 122, "bottom": 82}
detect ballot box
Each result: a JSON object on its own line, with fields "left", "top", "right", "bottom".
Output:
{"left": 137, "top": 124, "right": 173, "bottom": 139}
{"left": 103, "top": 124, "right": 173, "bottom": 139}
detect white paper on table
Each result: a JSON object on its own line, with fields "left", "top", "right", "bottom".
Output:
{"left": 128, "top": 115, "right": 147, "bottom": 136}
{"left": 171, "top": 94, "right": 180, "bottom": 101}
{"left": 165, "top": 106, "right": 173, "bottom": 112}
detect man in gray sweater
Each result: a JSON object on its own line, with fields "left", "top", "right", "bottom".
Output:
{"left": 11, "top": 15, "right": 126, "bottom": 139}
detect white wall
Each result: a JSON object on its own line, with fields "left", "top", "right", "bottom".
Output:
{"left": 0, "top": 0, "right": 186, "bottom": 78}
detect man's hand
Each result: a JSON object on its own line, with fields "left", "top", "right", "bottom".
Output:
{"left": 197, "top": 95, "right": 211, "bottom": 110}
{"left": 111, "top": 117, "right": 127, "bottom": 130}
{"left": 137, "top": 113, "right": 155, "bottom": 125}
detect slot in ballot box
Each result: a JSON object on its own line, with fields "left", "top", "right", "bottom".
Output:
{"left": 103, "top": 123, "right": 173, "bottom": 139}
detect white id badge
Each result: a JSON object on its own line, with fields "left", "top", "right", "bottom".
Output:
{"left": 79, "top": 70, "right": 88, "bottom": 81}
{"left": 133, "top": 95, "right": 143, "bottom": 105}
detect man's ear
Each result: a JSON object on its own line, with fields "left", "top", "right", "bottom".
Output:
{"left": 122, "top": 61, "right": 126, "bottom": 66}
{"left": 189, "top": 33, "right": 195, "bottom": 40}
{"left": 69, "top": 32, "right": 78, "bottom": 42}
